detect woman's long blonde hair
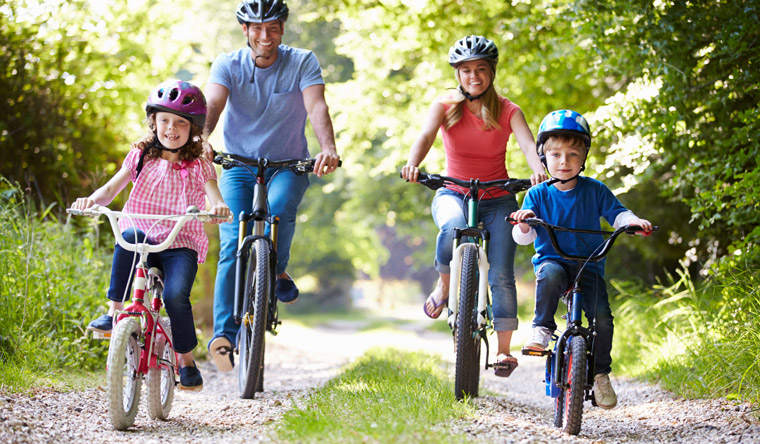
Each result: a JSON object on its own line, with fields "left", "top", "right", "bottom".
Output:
{"left": 132, "top": 113, "right": 205, "bottom": 161}
{"left": 441, "top": 65, "right": 502, "bottom": 131}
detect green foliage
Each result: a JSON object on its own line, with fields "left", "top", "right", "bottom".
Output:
{"left": 611, "top": 263, "right": 760, "bottom": 403}
{"left": 0, "top": 178, "right": 110, "bottom": 391}
{"left": 276, "top": 348, "right": 475, "bottom": 443}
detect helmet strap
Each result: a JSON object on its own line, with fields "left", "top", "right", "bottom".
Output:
{"left": 149, "top": 133, "right": 184, "bottom": 154}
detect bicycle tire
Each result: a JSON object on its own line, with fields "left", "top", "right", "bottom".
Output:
{"left": 106, "top": 317, "right": 142, "bottom": 430}
{"left": 146, "top": 331, "right": 175, "bottom": 420}
{"left": 563, "top": 335, "right": 586, "bottom": 435}
{"left": 238, "top": 238, "right": 270, "bottom": 399}
{"left": 454, "top": 244, "right": 480, "bottom": 400}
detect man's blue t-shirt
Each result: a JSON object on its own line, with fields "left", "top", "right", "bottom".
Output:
{"left": 208, "top": 44, "right": 324, "bottom": 160}
{"left": 521, "top": 176, "right": 628, "bottom": 276}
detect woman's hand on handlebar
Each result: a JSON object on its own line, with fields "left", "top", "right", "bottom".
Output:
{"left": 401, "top": 165, "right": 421, "bottom": 183}
{"left": 313, "top": 150, "right": 341, "bottom": 178}
{"left": 530, "top": 171, "right": 549, "bottom": 186}
{"left": 509, "top": 209, "right": 536, "bottom": 233}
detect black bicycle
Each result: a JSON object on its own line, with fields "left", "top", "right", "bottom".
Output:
{"left": 507, "top": 216, "right": 655, "bottom": 434}
{"left": 214, "top": 151, "right": 340, "bottom": 399}
{"left": 407, "top": 172, "right": 531, "bottom": 400}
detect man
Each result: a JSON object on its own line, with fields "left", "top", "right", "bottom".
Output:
{"left": 203, "top": 0, "right": 340, "bottom": 372}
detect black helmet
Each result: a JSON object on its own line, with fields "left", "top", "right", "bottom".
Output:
{"left": 236, "top": 0, "right": 289, "bottom": 24}
{"left": 448, "top": 35, "right": 499, "bottom": 68}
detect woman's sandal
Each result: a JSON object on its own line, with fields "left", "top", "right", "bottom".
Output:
{"left": 493, "top": 353, "right": 519, "bottom": 377}
{"left": 422, "top": 293, "right": 448, "bottom": 319}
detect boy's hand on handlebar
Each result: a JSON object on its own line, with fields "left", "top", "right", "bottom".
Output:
{"left": 313, "top": 151, "right": 341, "bottom": 178}
{"left": 628, "top": 217, "right": 654, "bottom": 233}
{"left": 401, "top": 165, "right": 420, "bottom": 183}
{"left": 509, "top": 209, "right": 535, "bottom": 233}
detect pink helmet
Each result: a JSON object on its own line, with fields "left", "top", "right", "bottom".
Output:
{"left": 146, "top": 79, "right": 207, "bottom": 127}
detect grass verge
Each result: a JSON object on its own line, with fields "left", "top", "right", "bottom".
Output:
{"left": 275, "top": 348, "right": 476, "bottom": 444}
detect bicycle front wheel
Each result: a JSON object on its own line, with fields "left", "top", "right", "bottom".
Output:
{"left": 563, "top": 335, "right": 587, "bottom": 435}
{"left": 146, "top": 330, "right": 175, "bottom": 420}
{"left": 106, "top": 317, "right": 142, "bottom": 430}
{"left": 238, "top": 238, "right": 270, "bottom": 399}
{"left": 454, "top": 244, "right": 481, "bottom": 400}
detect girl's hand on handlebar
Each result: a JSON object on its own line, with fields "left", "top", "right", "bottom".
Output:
{"left": 71, "top": 197, "right": 96, "bottom": 211}
{"left": 209, "top": 202, "right": 231, "bottom": 224}
{"left": 509, "top": 209, "right": 536, "bottom": 233}
{"left": 401, "top": 165, "right": 420, "bottom": 183}
{"left": 313, "top": 151, "right": 341, "bottom": 177}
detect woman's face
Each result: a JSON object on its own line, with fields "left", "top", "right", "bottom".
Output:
{"left": 155, "top": 112, "right": 191, "bottom": 150}
{"left": 456, "top": 59, "right": 493, "bottom": 97}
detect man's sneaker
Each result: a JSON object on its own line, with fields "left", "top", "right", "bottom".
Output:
{"left": 87, "top": 315, "right": 113, "bottom": 337}
{"left": 593, "top": 373, "right": 618, "bottom": 409}
{"left": 208, "top": 336, "right": 234, "bottom": 372}
{"left": 179, "top": 362, "right": 203, "bottom": 391}
{"left": 276, "top": 278, "right": 299, "bottom": 304}
{"left": 524, "top": 326, "right": 553, "bottom": 351}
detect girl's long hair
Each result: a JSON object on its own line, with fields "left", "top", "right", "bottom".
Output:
{"left": 441, "top": 66, "right": 502, "bottom": 131}
{"left": 132, "top": 113, "right": 205, "bottom": 161}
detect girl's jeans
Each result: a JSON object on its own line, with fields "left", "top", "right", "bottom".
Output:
{"left": 532, "top": 259, "right": 614, "bottom": 375}
{"left": 213, "top": 165, "right": 309, "bottom": 344}
{"left": 431, "top": 188, "right": 520, "bottom": 331}
{"left": 107, "top": 229, "right": 199, "bottom": 354}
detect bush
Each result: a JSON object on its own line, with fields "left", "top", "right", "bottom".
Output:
{"left": 0, "top": 178, "right": 110, "bottom": 392}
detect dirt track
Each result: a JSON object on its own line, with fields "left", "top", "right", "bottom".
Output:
{"left": 1, "top": 315, "right": 758, "bottom": 443}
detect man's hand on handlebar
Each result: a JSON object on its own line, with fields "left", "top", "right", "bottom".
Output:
{"left": 313, "top": 150, "right": 341, "bottom": 178}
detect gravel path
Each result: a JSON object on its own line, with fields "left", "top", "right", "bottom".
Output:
{"left": 1, "top": 317, "right": 758, "bottom": 443}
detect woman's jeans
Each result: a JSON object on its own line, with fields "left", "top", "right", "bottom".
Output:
{"left": 431, "top": 188, "right": 519, "bottom": 331}
{"left": 107, "top": 229, "right": 199, "bottom": 354}
{"left": 532, "top": 259, "right": 614, "bottom": 375}
{"left": 213, "top": 165, "right": 309, "bottom": 344}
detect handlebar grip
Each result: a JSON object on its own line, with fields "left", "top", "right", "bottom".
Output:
{"left": 625, "top": 225, "right": 658, "bottom": 236}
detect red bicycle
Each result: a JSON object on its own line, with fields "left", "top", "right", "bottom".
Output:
{"left": 68, "top": 205, "right": 230, "bottom": 429}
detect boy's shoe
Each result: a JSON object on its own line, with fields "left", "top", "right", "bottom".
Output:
{"left": 523, "top": 326, "right": 553, "bottom": 351}
{"left": 87, "top": 315, "right": 114, "bottom": 334}
{"left": 276, "top": 278, "right": 299, "bottom": 304}
{"left": 208, "top": 336, "right": 234, "bottom": 372}
{"left": 179, "top": 362, "right": 203, "bottom": 391}
{"left": 593, "top": 373, "right": 618, "bottom": 409}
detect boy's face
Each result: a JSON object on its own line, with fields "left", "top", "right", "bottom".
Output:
{"left": 545, "top": 143, "right": 586, "bottom": 182}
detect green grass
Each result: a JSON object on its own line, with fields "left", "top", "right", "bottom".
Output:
{"left": 274, "top": 348, "right": 477, "bottom": 444}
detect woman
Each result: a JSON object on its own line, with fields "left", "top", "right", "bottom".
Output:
{"left": 401, "top": 35, "right": 547, "bottom": 377}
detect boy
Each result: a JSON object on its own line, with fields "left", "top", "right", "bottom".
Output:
{"left": 510, "top": 110, "right": 652, "bottom": 409}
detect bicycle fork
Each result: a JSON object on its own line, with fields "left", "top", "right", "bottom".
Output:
{"left": 447, "top": 243, "right": 491, "bottom": 331}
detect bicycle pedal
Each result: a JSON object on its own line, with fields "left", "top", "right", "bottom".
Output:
{"left": 521, "top": 347, "right": 550, "bottom": 357}
{"left": 91, "top": 330, "right": 111, "bottom": 340}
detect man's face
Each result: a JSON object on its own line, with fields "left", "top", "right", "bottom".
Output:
{"left": 243, "top": 20, "right": 283, "bottom": 62}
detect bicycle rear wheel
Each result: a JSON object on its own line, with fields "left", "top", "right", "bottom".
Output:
{"left": 106, "top": 317, "right": 142, "bottom": 430}
{"left": 146, "top": 330, "right": 175, "bottom": 420}
{"left": 454, "top": 244, "right": 480, "bottom": 400}
{"left": 563, "top": 335, "right": 586, "bottom": 435}
{"left": 238, "top": 238, "right": 270, "bottom": 399}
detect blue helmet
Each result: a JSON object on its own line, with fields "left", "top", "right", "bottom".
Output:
{"left": 536, "top": 109, "right": 591, "bottom": 149}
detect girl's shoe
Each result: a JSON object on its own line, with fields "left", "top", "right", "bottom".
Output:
{"left": 179, "top": 362, "right": 203, "bottom": 391}
{"left": 208, "top": 336, "right": 234, "bottom": 372}
{"left": 87, "top": 315, "right": 114, "bottom": 334}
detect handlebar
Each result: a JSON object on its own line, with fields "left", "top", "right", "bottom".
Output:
{"left": 213, "top": 151, "right": 342, "bottom": 175}
{"left": 67, "top": 205, "right": 232, "bottom": 254}
{"left": 402, "top": 172, "right": 532, "bottom": 195}
{"left": 506, "top": 216, "right": 657, "bottom": 262}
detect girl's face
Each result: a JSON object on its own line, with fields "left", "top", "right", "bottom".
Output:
{"left": 155, "top": 112, "right": 191, "bottom": 150}
{"left": 456, "top": 60, "right": 493, "bottom": 97}
{"left": 545, "top": 144, "right": 586, "bottom": 183}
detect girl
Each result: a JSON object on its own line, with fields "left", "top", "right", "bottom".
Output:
{"left": 72, "top": 79, "right": 230, "bottom": 391}
{"left": 401, "top": 35, "right": 547, "bottom": 377}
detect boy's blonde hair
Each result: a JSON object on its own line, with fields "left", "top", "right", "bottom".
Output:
{"left": 543, "top": 134, "right": 588, "bottom": 156}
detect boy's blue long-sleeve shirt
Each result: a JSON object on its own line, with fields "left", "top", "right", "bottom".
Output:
{"left": 520, "top": 176, "right": 628, "bottom": 276}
